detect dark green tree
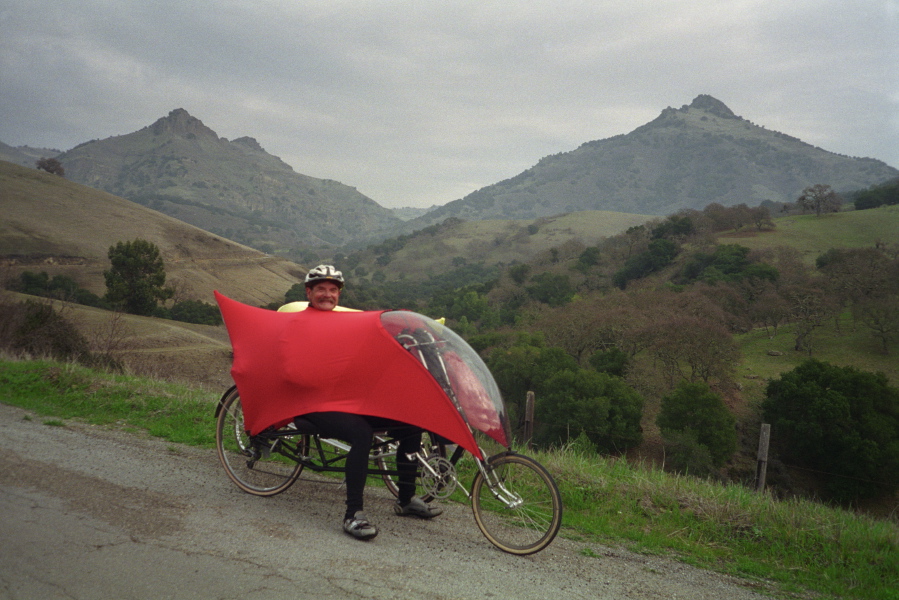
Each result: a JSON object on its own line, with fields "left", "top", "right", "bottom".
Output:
{"left": 679, "top": 244, "right": 778, "bottom": 285}
{"left": 588, "top": 347, "right": 629, "bottom": 377}
{"left": 447, "top": 290, "right": 498, "bottom": 327}
{"left": 573, "top": 246, "right": 601, "bottom": 273}
{"left": 508, "top": 263, "right": 530, "bottom": 285}
{"left": 526, "top": 272, "right": 575, "bottom": 306}
{"left": 651, "top": 214, "right": 694, "bottom": 239}
{"left": 656, "top": 381, "right": 737, "bottom": 471}
{"left": 16, "top": 271, "right": 51, "bottom": 296}
{"left": 104, "top": 239, "right": 173, "bottom": 316}
{"left": 487, "top": 341, "right": 579, "bottom": 433}
{"left": 12, "top": 271, "right": 105, "bottom": 308}
{"left": 36, "top": 157, "right": 65, "bottom": 177}
{"left": 763, "top": 360, "right": 899, "bottom": 501}
{"left": 612, "top": 238, "right": 679, "bottom": 289}
{"left": 169, "top": 300, "right": 223, "bottom": 325}
{"left": 852, "top": 179, "right": 899, "bottom": 210}
{"left": 284, "top": 283, "right": 305, "bottom": 303}
{"left": 536, "top": 369, "right": 643, "bottom": 454}
{"left": 659, "top": 430, "right": 716, "bottom": 477}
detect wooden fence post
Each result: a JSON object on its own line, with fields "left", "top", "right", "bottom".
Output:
{"left": 524, "top": 391, "right": 535, "bottom": 450}
{"left": 756, "top": 423, "right": 771, "bottom": 492}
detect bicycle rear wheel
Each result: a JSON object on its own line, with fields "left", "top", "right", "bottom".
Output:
{"left": 215, "top": 386, "right": 304, "bottom": 496}
{"left": 470, "top": 453, "right": 562, "bottom": 555}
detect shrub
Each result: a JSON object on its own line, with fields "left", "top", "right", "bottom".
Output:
{"left": 0, "top": 299, "right": 91, "bottom": 363}
{"left": 9, "top": 271, "right": 108, "bottom": 308}
{"left": 536, "top": 369, "right": 644, "bottom": 454}
{"left": 660, "top": 429, "right": 717, "bottom": 477}
{"left": 169, "top": 300, "right": 223, "bottom": 325}
{"left": 763, "top": 359, "right": 899, "bottom": 501}
{"left": 588, "top": 347, "right": 629, "bottom": 377}
{"left": 656, "top": 381, "right": 737, "bottom": 470}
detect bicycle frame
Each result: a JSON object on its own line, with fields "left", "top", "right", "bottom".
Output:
{"left": 247, "top": 407, "right": 527, "bottom": 513}
{"left": 244, "top": 416, "right": 470, "bottom": 500}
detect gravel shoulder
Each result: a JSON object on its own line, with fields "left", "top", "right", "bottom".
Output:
{"left": 0, "top": 403, "right": 775, "bottom": 600}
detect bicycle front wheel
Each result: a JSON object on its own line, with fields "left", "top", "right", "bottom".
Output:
{"left": 215, "top": 387, "right": 303, "bottom": 496}
{"left": 470, "top": 453, "right": 562, "bottom": 555}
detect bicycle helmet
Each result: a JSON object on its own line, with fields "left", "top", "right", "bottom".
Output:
{"left": 304, "top": 264, "right": 345, "bottom": 289}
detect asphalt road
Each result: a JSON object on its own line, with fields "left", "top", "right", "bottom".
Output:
{"left": 0, "top": 402, "right": 773, "bottom": 600}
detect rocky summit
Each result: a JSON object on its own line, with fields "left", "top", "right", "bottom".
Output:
{"left": 402, "top": 95, "right": 899, "bottom": 229}
{"left": 56, "top": 109, "right": 402, "bottom": 252}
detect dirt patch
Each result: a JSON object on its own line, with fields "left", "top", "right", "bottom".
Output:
{"left": 0, "top": 449, "right": 188, "bottom": 539}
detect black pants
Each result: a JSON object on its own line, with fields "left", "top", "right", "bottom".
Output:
{"left": 300, "top": 412, "right": 422, "bottom": 519}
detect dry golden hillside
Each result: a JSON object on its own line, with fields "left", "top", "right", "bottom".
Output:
{"left": 1, "top": 161, "right": 306, "bottom": 306}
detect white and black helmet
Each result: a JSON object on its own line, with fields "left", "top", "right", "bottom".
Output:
{"left": 304, "top": 264, "right": 345, "bottom": 289}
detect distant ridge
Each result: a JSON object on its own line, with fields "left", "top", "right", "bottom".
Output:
{"left": 402, "top": 95, "right": 899, "bottom": 230}
{"left": 7, "top": 96, "right": 898, "bottom": 253}
{"left": 55, "top": 109, "right": 402, "bottom": 252}
{"left": 0, "top": 141, "right": 61, "bottom": 169}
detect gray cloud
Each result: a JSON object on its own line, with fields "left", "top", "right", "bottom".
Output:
{"left": 2, "top": 0, "right": 896, "bottom": 207}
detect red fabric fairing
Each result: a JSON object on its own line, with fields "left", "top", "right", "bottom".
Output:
{"left": 214, "top": 292, "right": 481, "bottom": 458}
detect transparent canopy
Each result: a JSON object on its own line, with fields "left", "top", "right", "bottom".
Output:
{"left": 380, "top": 311, "right": 510, "bottom": 448}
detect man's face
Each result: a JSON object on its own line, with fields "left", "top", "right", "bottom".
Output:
{"left": 305, "top": 281, "right": 341, "bottom": 311}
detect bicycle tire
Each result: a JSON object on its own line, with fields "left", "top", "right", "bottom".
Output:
{"left": 215, "top": 387, "right": 304, "bottom": 496}
{"left": 470, "top": 453, "right": 563, "bottom": 555}
{"left": 375, "top": 432, "right": 447, "bottom": 501}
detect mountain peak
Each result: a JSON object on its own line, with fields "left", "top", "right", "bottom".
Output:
{"left": 149, "top": 108, "right": 218, "bottom": 138}
{"left": 688, "top": 95, "right": 738, "bottom": 119}
{"left": 232, "top": 136, "right": 265, "bottom": 152}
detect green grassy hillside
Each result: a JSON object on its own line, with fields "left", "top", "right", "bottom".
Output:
{"left": 719, "top": 204, "right": 899, "bottom": 263}
{"left": 720, "top": 205, "right": 899, "bottom": 389}
{"left": 347, "top": 210, "right": 654, "bottom": 284}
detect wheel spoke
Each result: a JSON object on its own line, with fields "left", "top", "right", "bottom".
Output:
{"left": 215, "top": 388, "right": 303, "bottom": 496}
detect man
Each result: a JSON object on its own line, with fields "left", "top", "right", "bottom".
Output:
{"left": 298, "top": 265, "right": 442, "bottom": 540}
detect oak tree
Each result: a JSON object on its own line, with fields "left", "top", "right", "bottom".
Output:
{"left": 797, "top": 184, "right": 842, "bottom": 217}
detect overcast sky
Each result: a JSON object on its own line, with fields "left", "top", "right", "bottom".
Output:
{"left": 2, "top": 1, "right": 897, "bottom": 208}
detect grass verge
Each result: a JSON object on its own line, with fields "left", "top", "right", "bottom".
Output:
{"left": 1, "top": 358, "right": 897, "bottom": 599}
{"left": 538, "top": 446, "right": 898, "bottom": 600}
{"left": 0, "top": 359, "right": 219, "bottom": 446}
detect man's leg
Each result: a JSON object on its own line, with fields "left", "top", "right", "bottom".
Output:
{"left": 390, "top": 428, "right": 443, "bottom": 519}
{"left": 301, "top": 412, "right": 373, "bottom": 519}
{"left": 395, "top": 430, "right": 423, "bottom": 505}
